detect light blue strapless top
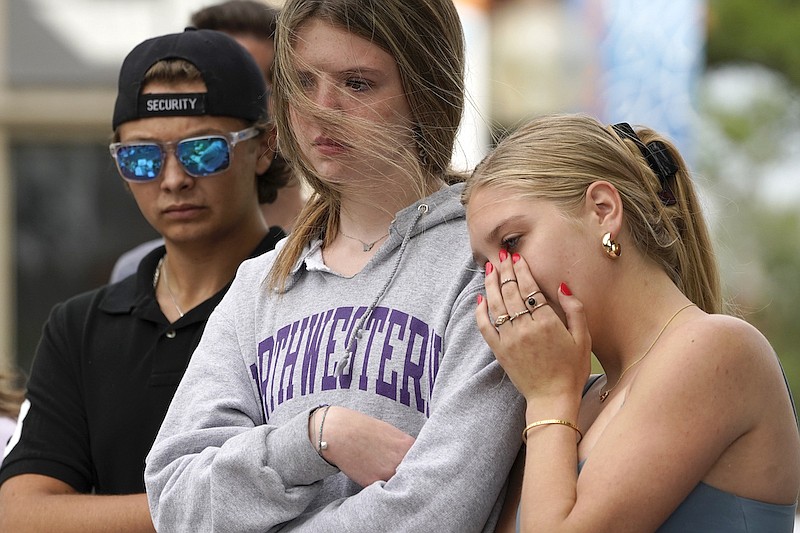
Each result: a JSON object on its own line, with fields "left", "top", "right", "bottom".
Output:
{"left": 515, "top": 462, "right": 796, "bottom": 532}
{"left": 646, "top": 480, "right": 796, "bottom": 532}
{"left": 580, "top": 460, "right": 796, "bottom": 533}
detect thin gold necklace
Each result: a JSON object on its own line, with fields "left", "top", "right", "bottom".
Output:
{"left": 339, "top": 229, "right": 390, "bottom": 252}
{"left": 599, "top": 303, "right": 696, "bottom": 402}
{"left": 153, "top": 256, "right": 185, "bottom": 318}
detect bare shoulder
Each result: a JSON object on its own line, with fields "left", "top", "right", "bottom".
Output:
{"left": 654, "top": 313, "right": 799, "bottom": 502}
{"left": 664, "top": 312, "right": 776, "bottom": 370}
{"left": 636, "top": 312, "right": 786, "bottom": 418}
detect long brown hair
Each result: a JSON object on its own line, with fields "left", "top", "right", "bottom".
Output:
{"left": 464, "top": 114, "right": 722, "bottom": 314}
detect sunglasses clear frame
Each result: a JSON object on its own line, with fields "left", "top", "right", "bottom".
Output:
{"left": 109, "top": 126, "right": 261, "bottom": 182}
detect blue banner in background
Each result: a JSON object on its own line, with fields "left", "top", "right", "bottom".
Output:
{"left": 573, "top": 0, "right": 706, "bottom": 166}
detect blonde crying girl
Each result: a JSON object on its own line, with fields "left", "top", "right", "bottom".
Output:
{"left": 464, "top": 113, "right": 800, "bottom": 533}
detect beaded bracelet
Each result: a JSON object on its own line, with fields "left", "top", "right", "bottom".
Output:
{"left": 522, "top": 419, "right": 583, "bottom": 444}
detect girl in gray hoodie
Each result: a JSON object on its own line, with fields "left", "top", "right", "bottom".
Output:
{"left": 145, "top": 1, "right": 525, "bottom": 531}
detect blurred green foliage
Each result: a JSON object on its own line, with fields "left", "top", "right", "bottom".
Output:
{"left": 704, "top": 0, "right": 800, "bottom": 417}
{"left": 707, "top": 0, "right": 800, "bottom": 88}
{"left": 752, "top": 211, "right": 800, "bottom": 396}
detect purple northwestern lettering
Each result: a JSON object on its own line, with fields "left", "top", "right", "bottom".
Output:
{"left": 256, "top": 336, "right": 274, "bottom": 420}
{"left": 274, "top": 325, "right": 290, "bottom": 404}
{"left": 400, "top": 316, "right": 428, "bottom": 412}
{"left": 427, "top": 334, "right": 442, "bottom": 416}
{"left": 376, "top": 310, "right": 409, "bottom": 401}
{"left": 359, "top": 307, "right": 389, "bottom": 391}
{"left": 322, "top": 307, "right": 354, "bottom": 391}
{"left": 269, "top": 324, "right": 291, "bottom": 412}
{"left": 252, "top": 305, "right": 442, "bottom": 421}
{"left": 277, "top": 318, "right": 309, "bottom": 405}
{"left": 300, "top": 310, "right": 332, "bottom": 396}
{"left": 336, "top": 306, "right": 368, "bottom": 389}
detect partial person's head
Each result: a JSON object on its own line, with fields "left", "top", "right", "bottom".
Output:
{"left": 190, "top": 0, "right": 292, "bottom": 205}
{"left": 463, "top": 113, "right": 721, "bottom": 315}
{"left": 190, "top": 0, "right": 279, "bottom": 83}
{"left": 110, "top": 29, "right": 272, "bottom": 243}
{"left": 273, "top": 0, "right": 466, "bottom": 197}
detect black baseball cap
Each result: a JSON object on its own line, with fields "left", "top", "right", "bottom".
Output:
{"left": 112, "top": 28, "right": 267, "bottom": 130}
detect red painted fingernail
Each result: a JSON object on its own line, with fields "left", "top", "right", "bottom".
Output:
{"left": 512, "top": 253, "right": 520, "bottom": 264}
{"left": 499, "top": 249, "right": 508, "bottom": 262}
{"left": 560, "top": 282, "right": 572, "bottom": 296}
{"left": 477, "top": 294, "right": 483, "bottom": 305}
{"left": 485, "top": 262, "right": 493, "bottom": 275}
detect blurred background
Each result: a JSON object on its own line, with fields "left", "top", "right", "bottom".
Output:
{"left": 0, "top": 0, "right": 797, "bottom": 421}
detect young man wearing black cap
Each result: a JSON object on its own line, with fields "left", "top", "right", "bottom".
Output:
{"left": 108, "top": 0, "right": 307, "bottom": 284}
{"left": 0, "top": 29, "right": 284, "bottom": 532}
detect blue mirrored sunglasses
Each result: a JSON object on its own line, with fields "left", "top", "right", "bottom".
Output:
{"left": 109, "top": 127, "right": 260, "bottom": 182}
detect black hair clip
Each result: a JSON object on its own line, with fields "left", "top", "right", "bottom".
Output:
{"left": 611, "top": 122, "right": 677, "bottom": 206}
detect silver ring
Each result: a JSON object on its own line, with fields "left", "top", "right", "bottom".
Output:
{"left": 508, "top": 309, "right": 531, "bottom": 322}
{"left": 525, "top": 290, "right": 543, "bottom": 308}
{"left": 501, "top": 278, "right": 518, "bottom": 287}
{"left": 494, "top": 314, "right": 511, "bottom": 327}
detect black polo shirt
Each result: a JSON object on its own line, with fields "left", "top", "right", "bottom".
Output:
{"left": 0, "top": 228, "right": 284, "bottom": 494}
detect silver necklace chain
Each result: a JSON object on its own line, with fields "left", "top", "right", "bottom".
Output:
{"left": 339, "top": 229, "right": 390, "bottom": 252}
{"left": 153, "top": 256, "right": 185, "bottom": 318}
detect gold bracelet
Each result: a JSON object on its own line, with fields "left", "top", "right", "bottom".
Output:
{"left": 522, "top": 419, "right": 583, "bottom": 444}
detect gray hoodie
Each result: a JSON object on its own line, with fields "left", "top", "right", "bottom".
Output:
{"left": 145, "top": 183, "right": 525, "bottom": 532}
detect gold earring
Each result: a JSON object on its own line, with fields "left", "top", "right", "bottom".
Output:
{"left": 602, "top": 232, "right": 620, "bottom": 258}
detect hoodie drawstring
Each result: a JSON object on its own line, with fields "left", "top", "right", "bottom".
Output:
{"left": 334, "top": 203, "right": 429, "bottom": 377}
